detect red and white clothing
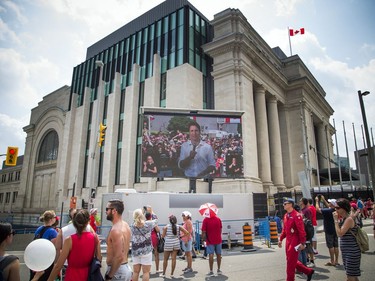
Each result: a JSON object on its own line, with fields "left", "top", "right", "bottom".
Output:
{"left": 279, "top": 209, "right": 313, "bottom": 281}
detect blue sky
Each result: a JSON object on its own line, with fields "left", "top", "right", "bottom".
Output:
{"left": 0, "top": 0, "right": 374, "bottom": 170}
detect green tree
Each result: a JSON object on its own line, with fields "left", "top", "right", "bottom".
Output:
{"left": 167, "top": 116, "right": 193, "bottom": 133}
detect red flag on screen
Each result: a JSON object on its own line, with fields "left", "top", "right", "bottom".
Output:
{"left": 289, "top": 28, "right": 305, "bottom": 36}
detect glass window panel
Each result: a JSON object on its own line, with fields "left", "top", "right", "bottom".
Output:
{"left": 137, "top": 31, "right": 142, "bottom": 47}
{"left": 178, "top": 8, "right": 184, "bottom": 26}
{"left": 156, "top": 20, "right": 162, "bottom": 37}
{"left": 201, "top": 19, "right": 206, "bottom": 37}
{"left": 147, "top": 62, "right": 153, "bottom": 78}
{"left": 139, "top": 66, "right": 146, "bottom": 82}
{"left": 161, "top": 56, "right": 167, "bottom": 73}
{"left": 160, "top": 99, "right": 166, "bottom": 108}
{"left": 131, "top": 34, "right": 136, "bottom": 50}
{"left": 189, "top": 50, "right": 194, "bottom": 65}
{"left": 170, "top": 12, "right": 176, "bottom": 30}
{"left": 177, "top": 25, "right": 184, "bottom": 49}
{"left": 38, "top": 131, "right": 59, "bottom": 163}
{"left": 149, "top": 24, "right": 155, "bottom": 41}
{"left": 195, "top": 14, "right": 200, "bottom": 31}
{"left": 177, "top": 49, "right": 183, "bottom": 66}
{"left": 163, "top": 16, "right": 169, "bottom": 34}
{"left": 195, "top": 53, "right": 201, "bottom": 70}
{"left": 189, "top": 28, "right": 194, "bottom": 50}
{"left": 170, "top": 29, "right": 176, "bottom": 53}
{"left": 168, "top": 52, "right": 175, "bottom": 69}
{"left": 189, "top": 9, "right": 194, "bottom": 27}
{"left": 143, "top": 28, "right": 148, "bottom": 44}
{"left": 125, "top": 38, "right": 130, "bottom": 53}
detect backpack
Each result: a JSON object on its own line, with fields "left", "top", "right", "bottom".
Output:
{"left": 351, "top": 227, "right": 369, "bottom": 253}
{"left": 303, "top": 218, "right": 314, "bottom": 241}
{"left": 34, "top": 226, "right": 51, "bottom": 240}
{"left": 0, "top": 255, "right": 19, "bottom": 281}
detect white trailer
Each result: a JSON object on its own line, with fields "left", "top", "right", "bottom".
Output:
{"left": 100, "top": 189, "right": 255, "bottom": 244}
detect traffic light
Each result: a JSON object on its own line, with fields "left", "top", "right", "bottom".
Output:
{"left": 5, "top": 146, "right": 19, "bottom": 166}
{"left": 98, "top": 122, "right": 107, "bottom": 147}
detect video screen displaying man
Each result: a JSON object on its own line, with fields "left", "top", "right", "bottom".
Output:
{"left": 178, "top": 121, "right": 216, "bottom": 178}
{"left": 140, "top": 114, "right": 243, "bottom": 179}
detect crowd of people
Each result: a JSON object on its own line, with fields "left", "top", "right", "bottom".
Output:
{"left": 278, "top": 195, "right": 374, "bottom": 281}
{"left": 1, "top": 195, "right": 373, "bottom": 281}
{"left": 141, "top": 121, "right": 244, "bottom": 178}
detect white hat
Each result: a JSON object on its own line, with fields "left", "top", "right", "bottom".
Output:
{"left": 182, "top": 211, "right": 192, "bottom": 218}
{"left": 90, "top": 208, "right": 98, "bottom": 215}
{"left": 327, "top": 199, "right": 337, "bottom": 207}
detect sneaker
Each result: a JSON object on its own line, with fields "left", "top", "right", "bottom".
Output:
{"left": 307, "top": 262, "right": 315, "bottom": 268}
{"left": 201, "top": 255, "right": 208, "bottom": 259}
{"left": 182, "top": 267, "right": 188, "bottom": 272}
{"left": 184, "top": 268, "right": 193, "bottom": 273}
{"left": 217, "top": 269, "right": 223, "bottom": 275}
{"left": 159, "top": 273, "right": 165, "bottom": 278}
{"left": 206, "top": 271, "right": 214, "bottom": 277}
{"left": 179, "top": 256, "right": 185, "bottom": 260}
{"left": 307, "top": 269, "right": 314, "bottom": 281}
{"left": 313, "top": 249, "right": 318, "bottom": 255}
{"left": 170, "top": 275, "right": 175, "bottom": 279}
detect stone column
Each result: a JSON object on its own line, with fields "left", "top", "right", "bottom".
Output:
{"left": 254, "top": 85, "right": 272, "bottom": 189}
{"left": 267, "top": 96, "right": 285, "bottom": 190}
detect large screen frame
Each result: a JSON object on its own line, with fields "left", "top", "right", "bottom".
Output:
{"left": 140, "top": 108, "right": 244, "bottom": 179}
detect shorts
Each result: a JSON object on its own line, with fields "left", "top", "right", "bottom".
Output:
{"left": 325, "top": 232, "right": 338, "bottom": 249}
{"left": 311, "top": 226, "right": 317, "bottom": 242}
{"left": 181, "top": 240, "right": 192, "bottom": 252}
{"left": 106, "top": 263, "right": 132, "bottom": 281}
{"left": 164, "top": 238, "right": 180, "bottom": 252}
{"left": 132, "top": 252, "right": 153, "bottom": 265}
{"left": 206, "top": 244, "right": 222, "bottom": 255}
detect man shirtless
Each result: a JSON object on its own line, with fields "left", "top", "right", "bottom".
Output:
{"left": 105, "top": 199, "right": 132, "bottom": 281}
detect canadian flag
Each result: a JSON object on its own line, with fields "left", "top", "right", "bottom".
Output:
{"left": 289, "top": 28, "right": 305, "bottom": 36}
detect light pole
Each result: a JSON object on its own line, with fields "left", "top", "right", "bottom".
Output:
{"left": 358, "top": 90, "right": 375, "bottom": 198}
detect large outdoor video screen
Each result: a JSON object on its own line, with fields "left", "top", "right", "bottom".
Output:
{"left": 141, "top": 112, "right": 243, "bottom": 179}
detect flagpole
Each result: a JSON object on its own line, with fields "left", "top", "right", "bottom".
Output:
{"left": 324, "top": 120, "right": 332, "bottom": 190}
{"left": 333, "top": 119, "right": 343, "bottom": 191}
{"left": 352, "top": 123, "right": 363, "bottom": 188}
{"left": 361, "top": 124, "right": 372, "bottom": 188}
{"left": 343, "top": 120, "right": 353, "bottom": 190}
{"left": 288, "top": 27, "right": 292, "bottom": 56}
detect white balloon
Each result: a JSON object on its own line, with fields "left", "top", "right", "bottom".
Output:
{"left": 24, "top": 239, "right": 56, "bottom": 271}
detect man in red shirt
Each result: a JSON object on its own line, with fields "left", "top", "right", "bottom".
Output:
{"left": 278, "top": 198, "right": 314, "bottom": 281}
{"left": 201, "top": 215, "right": 222, "bottom": 277}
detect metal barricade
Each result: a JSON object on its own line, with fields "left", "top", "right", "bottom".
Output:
{"left": 257, "top": 218, "right": 271, "bottom": 247}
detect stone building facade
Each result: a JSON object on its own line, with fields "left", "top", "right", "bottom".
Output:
{"left": 0, "top": 0, "right": 334, "bottom": 215}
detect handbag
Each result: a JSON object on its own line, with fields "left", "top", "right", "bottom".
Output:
{"left": 88, "top": 235, "right": 104, "bottom": 281}
{"left": 350, "top": 226, "right": 369, "bottom": 253}
{"left": 157, "top": 233, "right": 165, "bottom": 253}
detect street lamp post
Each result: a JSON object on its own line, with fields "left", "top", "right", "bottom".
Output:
{"left": 358, "top": 90, "right": 375, "bottom": 199}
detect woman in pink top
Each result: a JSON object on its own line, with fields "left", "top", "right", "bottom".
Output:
{"left": 47, "top": 209, "right": 102, "bottom": 281}
{"left": 180, "top": 211, "right": 193, "bottom": 273}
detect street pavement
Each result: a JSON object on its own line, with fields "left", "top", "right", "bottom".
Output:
{"left": 11, "top": 224, "right": 375, "bottom": 280}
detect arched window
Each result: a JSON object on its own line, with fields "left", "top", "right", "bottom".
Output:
{"left": 38, "top": 131, "right": 59, "bottom": 163}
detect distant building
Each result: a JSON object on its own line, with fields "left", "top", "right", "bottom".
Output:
{"left": 1, "top": 0, "right": 334, "bottom": 214}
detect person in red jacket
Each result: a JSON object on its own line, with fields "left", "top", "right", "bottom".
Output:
{"left": 278, "top": 198, "right": 314, "bottom": 281}
{"left": 89, "top": 208, "right": 98, "bottom": 233}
